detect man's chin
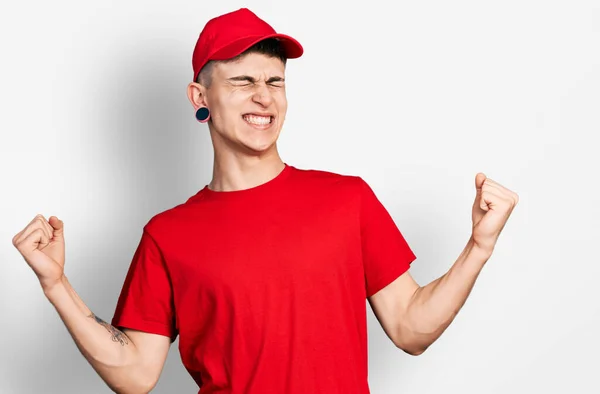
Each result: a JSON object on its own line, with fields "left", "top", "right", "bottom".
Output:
{"left": 241, "top": 140, "right": 278, "bottom": 154}
{"left": 235, "top": 134, "right": 279, "bottom": 154}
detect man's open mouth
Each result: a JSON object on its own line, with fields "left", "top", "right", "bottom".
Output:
{"left": 242, "top": 114, "right": 273, "bottom": 126}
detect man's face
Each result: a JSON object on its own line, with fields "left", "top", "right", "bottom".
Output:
{"left": 204, "top": 52, "right": 287, "bottom": 155}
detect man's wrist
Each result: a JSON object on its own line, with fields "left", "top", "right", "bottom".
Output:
{"left": 467, "top": 234, "right": 493, "bottom": 260}
{"left": 459, "top": 236, "right": 493, "bottom": 274}
{"left": 42, "top": 275, "right": 68, "bottom": 301}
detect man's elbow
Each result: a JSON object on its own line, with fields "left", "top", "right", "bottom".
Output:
{"left": 110, "top": 381, "right": 155, "bottom": 394}
{"left": 107, "top": 372, "right": 159, "bottom": 394}
{"left": 396, "top": 340, "right": 428, "bottom": 356}
{"left": 394, "top": 318, "right": 444, "bottom": 356}
{"left": 393, "top": 328, "right": 431, "bottom": 356}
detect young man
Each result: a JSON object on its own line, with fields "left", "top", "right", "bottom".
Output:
{"left": 12, "top": 7, "right": 519, "bottom": 394}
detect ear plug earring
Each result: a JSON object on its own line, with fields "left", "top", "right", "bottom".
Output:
{"left": 195, "top": 107, "right": 210, "bottom": 123}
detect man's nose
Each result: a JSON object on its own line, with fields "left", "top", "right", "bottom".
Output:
{"left": 251, "top": 83, "right": 274, "bottom": 107}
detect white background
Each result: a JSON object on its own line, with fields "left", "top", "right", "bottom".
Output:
{"left": 1, "top": 0, "right": 599, "bottom": 393}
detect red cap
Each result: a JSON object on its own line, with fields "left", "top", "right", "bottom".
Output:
{"left": 191, "top": 8, "right": 304, "bottom": 82}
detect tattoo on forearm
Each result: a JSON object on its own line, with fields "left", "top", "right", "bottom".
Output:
{"left": 88, "top": 313, "right": 130, "bottom": 346}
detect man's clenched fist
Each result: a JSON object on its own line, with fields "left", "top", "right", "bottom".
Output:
{"left": 12, "top": 214, "right": 66, "bottom": 291}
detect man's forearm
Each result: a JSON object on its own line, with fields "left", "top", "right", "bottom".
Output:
{"left": 403, "top": 236, "right": 491, "bottom": 354}
{"left": 44, "top": 276, "right": 151, "bottom": 394}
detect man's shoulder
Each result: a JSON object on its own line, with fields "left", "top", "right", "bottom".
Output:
{"left": 285, "top": 165, "right": 372, "bottom": 213}
{"left": 140, "top": 196, "right": 200, "bottom": 241}
{"left": 291, "top": 164, "right": 364, "bottom": 190}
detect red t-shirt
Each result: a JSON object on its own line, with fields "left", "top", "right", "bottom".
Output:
{"left": 112, "top": 163, "right": 416, "bottom": 394}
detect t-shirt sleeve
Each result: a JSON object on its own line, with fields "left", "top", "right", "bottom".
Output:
{"left": 358, "top": 177, "right": 417, "bottom": 298}
{"left": 111, "top": 227, "right": 178, "bottom": 342}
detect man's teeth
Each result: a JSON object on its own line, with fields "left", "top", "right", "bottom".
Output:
{"left": 243, "top": 115, "right": 271, "bottom": 125}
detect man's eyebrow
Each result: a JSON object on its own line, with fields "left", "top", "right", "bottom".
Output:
{"left": 226, "top": 75, "right": 285, "bottom": 83}
{"left": 227, "top": 75, "right": 256, "bottom": 82}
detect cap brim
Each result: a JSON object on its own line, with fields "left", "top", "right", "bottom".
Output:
{"left": 211, "top": 33, "right": 303, "bottom": 61}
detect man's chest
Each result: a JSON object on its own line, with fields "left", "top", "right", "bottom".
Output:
{"left": 171, "top": 199, "right": 360, "bottom": 293}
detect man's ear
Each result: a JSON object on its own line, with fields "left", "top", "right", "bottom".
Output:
{"left": 186, "top": 82, "right": 208, "bottom": 110}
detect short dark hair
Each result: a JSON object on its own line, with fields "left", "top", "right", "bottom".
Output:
{"left": 196, "top": 38, "right": 288, "bottom": 87}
